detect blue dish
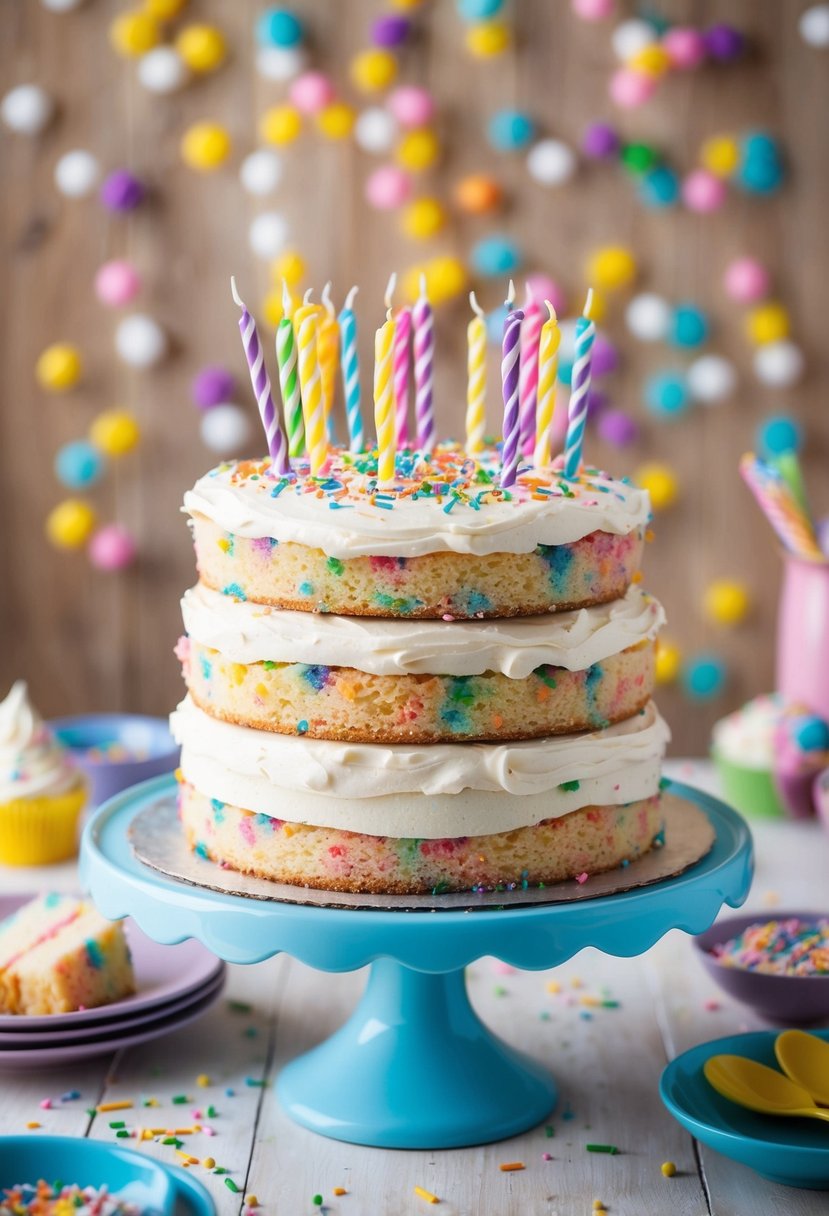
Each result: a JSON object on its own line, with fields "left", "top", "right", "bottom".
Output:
{"left": 51, "top": 714, "right": 179, "bottom": 808}
{"left": 660, "top": 1029, "right": 829, "bottom": 1190}
{"left": 0, "top": 1135, "right": 214, "bottom": 1216}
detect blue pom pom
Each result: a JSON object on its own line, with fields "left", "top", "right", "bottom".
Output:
{"left": 645, "top": 371, "right": 690, "bottom": 419}
{"left": 488, "top": 109, "right": 535, "bottom": 152}
{"left": 793, "top": 715, "right": 829, "bottom": 752}
{"left": 757, "top": 413, "right": 802, "bottom": 457}
{"left": 682, "top": 655, "right": 727, "bottom": 701}
{"left": 639, "top": 165, "right": 680, "bottom": 208}
{"left": 55, "top": 440, "right": 104, "bottom": 489}
{"left": 557, "top": 358, "right": 574, "bottom": 387}
{"left": 471, "top": 235, "right": 522, "bottom": 277}
{"left": 671, "top": 304, "right": 710, "bottom": 348}
{"left": 485, "top": 303, "right": 509, "bottom": 343}
{"left": 457, "top": 0, "right": 505, "bottom": 20}
{"left": 256, "top": 7, "right": 304, "bottom": 48}
{"left": 738, "top": 132, "right": 784, "bottom": 194}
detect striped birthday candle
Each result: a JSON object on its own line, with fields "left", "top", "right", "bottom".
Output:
{"left": 338, "top": 285, "right": 363, "bottom": 452}
{"left": 412, "top": 275, "right": 435, "bottom": 452}
{"left": 500, "top": 286, "right": 524, "bottom": 489}
{"left": 294, "top": 290, "right": 326, "bottom": 476}
{"left": 230, "top": 277, "right": 289, "bottom": 477}
{"left": 275, "top": 279, "right": 303, "bottom": 460}
{"left": 518, "top": 292, "right": 542, "bottom": 456}
{"left": 563, "top": 288, "right": 596, "bottom": 479}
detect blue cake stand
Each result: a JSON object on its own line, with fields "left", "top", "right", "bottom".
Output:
{"left": 80, "top": 775, "right": 752, "bottom": 1150}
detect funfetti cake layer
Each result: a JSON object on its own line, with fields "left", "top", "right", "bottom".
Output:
{"left": 179, "top": 584, "right": 664, "bottom": 743}
{"left": 0, "top": 894, "right": 82, "bottom": 1010}
{"left": 185, "top": 446, "right": 650, "bottom": 618}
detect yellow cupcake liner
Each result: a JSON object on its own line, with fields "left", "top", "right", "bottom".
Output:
{"left": 0, "top": 782, "right": 88, "bottom": 865}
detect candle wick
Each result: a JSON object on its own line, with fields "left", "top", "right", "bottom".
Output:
{"left": 469, "top": 290, "right": 484, "bottom": 321}
{"left": 230, "top": 276, "right": 244, "bottom": 309}
{"left": 505, "top": 278, "right": 515, "bottom": 309}
{"left": 322, "top": 280, "right": 335, "bottom": 317}
{"left": 418, "top": 272, "right": 427, "bottom": 301}
{"left": 344, "top": 285, "right": 359, "bottom": 311}
{"left": 544, "top": 299, "right": 558, "bottom": 324}
{"left": 384, "top": 271, "right": 397, "bottom": 311}
{"left": 303, "top": 287, "right": 314, "bottom": 305}
{"left": 583, "top": 286, "right": 595, "bottom": 320}
{"left": 281, "top": 278, "right": 293, "bottom": 317}
{"left": 386, "top": 306, "right": 394, "bottom": 323}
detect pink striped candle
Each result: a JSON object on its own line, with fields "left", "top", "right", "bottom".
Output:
{"left": 412, "top": 275, "right": 435, "bottom": 452}
{"left": 518, "top": 292, "right": 542, "bottom": 456}
{"left": 384, "top": 273, "right": 412, "bottom": 450}
{"left": 230, "top": 277, "right": 289, "bottom": 477}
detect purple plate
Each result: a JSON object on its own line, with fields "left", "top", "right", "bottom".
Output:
{"left": 694, "top": 910, "right": 829, "bottom": 1024}
{"left": 0, "top": 971, "right": 225, "bottom": 1046}
{"left": 0, "top": 894, "right": 223, "bottom": 1030}
{"left": 0, "top": 977, "right": 224, "bottom": 1070}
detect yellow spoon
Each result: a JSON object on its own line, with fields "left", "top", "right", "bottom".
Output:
{"left": 703, "top": 1054, "right": 829, "bottom": 1123}
{"left": 775, "top": 1030, "right": 829, "bottom": 1107}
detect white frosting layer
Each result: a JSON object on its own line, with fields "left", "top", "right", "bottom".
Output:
{"left": 184, "top": 460, "right": 650, "bottom": 559}
{"left": 0, "top": 681, "right": 78, "bottom": 803}
{"left": 182, "top": 583, "right": 664, "bottom": 677}
{"left": 172, "top": 697, "right": 670, "bottom": 837}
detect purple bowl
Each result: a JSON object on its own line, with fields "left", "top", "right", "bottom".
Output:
{"left": 694, "top": 911, "right": 829, "bottom": 1025}
{"left": 50, "top": 713, "right": 179, "bottom": 809}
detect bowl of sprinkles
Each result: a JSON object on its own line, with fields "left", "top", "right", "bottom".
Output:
{"left": 694, "top": 913, "right": 829, "bottom": 1024}
{"left": 49, "top": 714, "right": 179, "bottom": 809}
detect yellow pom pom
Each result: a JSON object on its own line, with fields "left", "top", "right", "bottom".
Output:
{"left": 46, "top": 499, "right": 97, "bottom": 550}
{"left": 390, "top": 0, "right": 426, "bottom": 8}
{"left": 350, "top": 48, "right": 398, "bottom": 94}
{"left": 110, "top": 10, "right": 159, "bottom": 57}
{"left": 143, "top": 0, "right": 187, "bottom": 20}
{"left": 746, "top": 302, "right": 790, "bottom": 346}
{"left": 655, "top": 640, "right": 681, "bottom": 685}
{"left": 703, "top": 579, "right": 750, "bottom": 626}
{"left": 629, "top": 44, "right": 671, "bottom": 76}
{"left": 36, "top": 343, "right": 82, "bottom": 392}
{"left": 635, "top": 461, "right": 678, "bottom": 511}
{"left": 402, "top": 256, "right": 467, "bottom": 306}
{"left": 259, "top": 104, "right": 302, "bottom": 145}
{"left": 271, "top": 250, "right": 306, "bottom": 287}
{"left": 700, "top": 135, "right": 739, "bottom": 179}
{"left": 661, "top": 1161, "right": 677, "bottom": 1178}
{"left": 89, "top": 410, "right": 141, "bottom": 457}
{"left": 401, "top": 197, "right": 446, "bottom": 240}
{"left": 465, "top": 20, "right": 511, "bottom": 57}
{"left": 261, "top": 289, "right": 285, "bottom": 328}
{"left": 180, "top": 121, "right": 231, "bottom": 171}
{"left": 316, "top": 102, "right": 356, "bottom": 140}
{"left": 175, "top": 23, "right": 226, "bottom": 73}
{"left": 586, "top": 246, "right": 637, "bottom": 293}
{"left": 396, "top": 128, "right": 441, "bottom": 173}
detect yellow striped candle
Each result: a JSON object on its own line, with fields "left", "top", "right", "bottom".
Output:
{"left": 319, "top": 281, "right": 340, "bottom": 440}
{"left": 533, "top": 301, "right": 560, "bottom": 467}
{"left": 294, "top": 292, "right": 326, "bottom": 475}
{"left": 374, "top": 306, "right": 396, "bottom": 487}
{"left": 465, "top": 291, "right": 486, "bottom": 454}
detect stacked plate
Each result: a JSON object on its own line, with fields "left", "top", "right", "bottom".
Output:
{"left": 0, "top": 894, "right": 225, "bottom": 1070}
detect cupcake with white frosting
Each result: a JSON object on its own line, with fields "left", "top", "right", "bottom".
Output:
{"left": 0, "top": 681, "right": 87, "bottom": 865}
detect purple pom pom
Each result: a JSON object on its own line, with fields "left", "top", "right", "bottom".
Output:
{"left": 192, "top": 365, "right": 237, "bottom": 410}
{"left": 585, "top": 388, "right": 609, "bottom": 419}
{"left": 100, "top": 169, "right": 145, "bottom": 212}
{"left": 591, "top": 334, "right": 620, "bottom": 377}
{"left": 582, "top": 122, "right": 620, "bottom": 160}
{"left": 704, "top": 23, "right": 745, "bottom": 61}
{"left": 598, "top": 408, "right": 639, "bottom": 447}
{"left": 372, "top": 14, "right": 411, "bottom": 47}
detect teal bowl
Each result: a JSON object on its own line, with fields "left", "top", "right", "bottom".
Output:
{"left": 660, "top": 1029, "right": 829, "bottom": 1190}
{"left": 0, "top": 1136, "right": 214, "bottom": 1215}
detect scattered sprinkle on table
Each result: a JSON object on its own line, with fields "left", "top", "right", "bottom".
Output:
{"left": 244, "top": 1195, "right": 258, "bottom": 1207}
{"left": 499, "top": 1162, "right": 525, "bottom": 1172}
{"left": 586, "top": 1144, "right": 619, "bottom": 1154}
{"left": 25, "top": 1122, "right": 40, "bottom": 1130}
{"left": 224, "top": 1178, "right": 240, "bottom": 1194}
{"left": 414, "top": 1185, "right": 439, "bottom": 1203}
{"left": 312, "top": 1195, "right": 323, "bottom": 1207}
{"left": 333, "top": 1188, "right": 347, "bottom": 1196}
{"left": 661, "top": 1160, "right": 677, "bottom": 1177}
{"left": 196, "top": 1074, "right": 211, "bottom": 1087}
{"left": 97, "top": 1101, "right": 133, "bottom": 1112}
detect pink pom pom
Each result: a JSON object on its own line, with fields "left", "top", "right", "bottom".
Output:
{"left": 524, "top": 273, "right": 567, "bottom": 316}
{"left": 88, "top": 524, "right": 137, "bottom": 571}
{"left": 663, "top": 26, "right": 707, "bottom": 69}
{"left": 386, "top": 85, "right": 435, "bottom": 129}
{"left": 94, "top": 259, "right": 142, "bottom": 307}
{"left": 682, "top": 168, "right": 727, "bottom": 212}
{"left": 608, "top": 67, "right": 657, "bottom": 108}
{"left": 723, "top": 256, "right": 771, "bottom": 303}
{"left": 289, "top": 70, "right": 335, "bottom": 115}
{"left": 571, "top": 0, "right": 614, "bottom": 20}
{"left": 365, "top": 164, "right": 413, "bottom": 210}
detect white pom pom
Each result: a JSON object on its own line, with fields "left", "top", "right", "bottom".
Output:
{"left": 240, "top": 149, "right": 283, "bottom": 196}
{"left": 687, "top": 354, "right": 737, "bottom": 403}
{"left": 137, "top": 47, "right": 190, "bottom": 94}
{"left": 41, "top": 0, "right": 87, "bottom": 11}
{"left": 115, "top": 314, "right": 168, "bottom": 368}
{"left": 800, "top": 4, "right": 829, "bottom": 47}
{"left": 256, "top": 46, "right": 307, "bottom": 82}
{"left": 626, "top": 293, "right": 671, "bottom": 342}
{"left": 54, "top": 149, "right": 100, "bottom": 198}
{"left": 753, "top": 340, "right": 805, "bottom": 387}
{"left": 200, "top": 403, "right": 253, "bottom": 454}
{"left": 611, "top": 18, "right": 656, "bottom": 60}
{"left": 526, "top": 138, "right": 577, "bottom": 186}
{"left": 354, "top": 106, "right": 397, "bottom": 154}
{"left": 1, "top": 84, "right": 54, "bottom": 135}
{"left": 248, "top": 211, "right": 289, "bottom": 259}
{"left": 557, "top": 318, "right": 579, "bottom": 360}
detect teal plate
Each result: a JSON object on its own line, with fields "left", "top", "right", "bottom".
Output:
{"left": 0, "top": 1136, "right": 214, "bottom": 1215}
{"left": 660, "top": 1030, "right": 829, "bottom": 1190}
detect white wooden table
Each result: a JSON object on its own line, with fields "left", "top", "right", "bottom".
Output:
{"left": 2, "top": 761, "right": 828, "bottom": 1216}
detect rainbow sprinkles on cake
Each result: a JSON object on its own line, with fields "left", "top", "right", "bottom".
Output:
{"left": 171, "top": 277, "right": 670, "bottom": 894}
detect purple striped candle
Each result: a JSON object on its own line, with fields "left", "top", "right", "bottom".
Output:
{"left": 412, "top": 276, "right": 435, "bottom": 452}
{"left": 230, "top": 277, "right": 289, "bottom": 476}
{"left": 500, "top": 306, "right": 524, "bottom": 488}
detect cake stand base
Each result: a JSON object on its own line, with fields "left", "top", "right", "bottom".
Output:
{"left": 278, "top": 959, "right": 556, "bottom": 1148}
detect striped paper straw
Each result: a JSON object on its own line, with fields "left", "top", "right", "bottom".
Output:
{"left": 230, "top": 278, "right": 289, "bottom": 477}
{"left": 412, "top": 275, "right": 435, "bottom": 452}
{"left": 563, "top": 289, "right": 596, "bottom": 479}
{"left": 338, "top": 286, "right": 363, "bottom": 452}
{"left": 739, "top": 453, "right": 824, "bottom": 561}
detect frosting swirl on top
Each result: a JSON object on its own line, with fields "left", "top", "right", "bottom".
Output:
{"left": 181, "top": 583, "right": 665, "bottom": 677}
{"left": 0, "top": 681, "right": 79, "bottom": 803}
{"left": 183, "top": 446, "right": 651, "bottom": 559}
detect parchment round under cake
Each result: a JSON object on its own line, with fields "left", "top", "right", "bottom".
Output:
{"left": 173, "top": 446, "right": 671, "bottom": 895}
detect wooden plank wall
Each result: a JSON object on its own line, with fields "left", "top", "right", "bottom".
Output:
{"left": 1, "top": 0, "right": 826, "bottom": 755}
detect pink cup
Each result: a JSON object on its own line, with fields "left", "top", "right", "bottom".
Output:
{"left": 775, "top": 554, "right": 829, "bottom": 721}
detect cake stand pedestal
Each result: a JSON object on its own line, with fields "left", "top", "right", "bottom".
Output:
{"left": 80, "top": 776, "right": 752, "bottom": 1150}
